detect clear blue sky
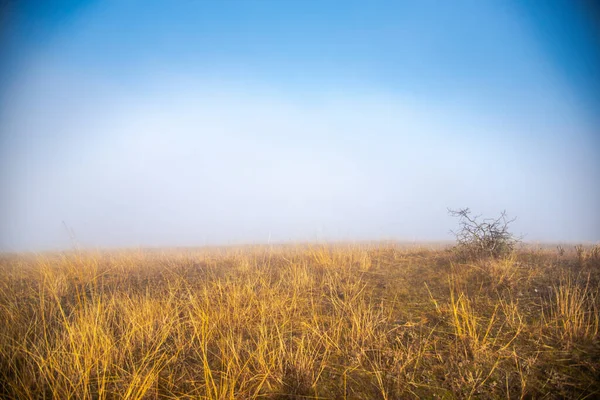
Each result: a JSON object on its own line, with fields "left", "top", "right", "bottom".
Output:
{"left": 1, "top": 0, "right": 599, "bottom": 251}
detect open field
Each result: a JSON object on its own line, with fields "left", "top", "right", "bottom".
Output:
{"left": 0, "top": 243, "right": 598, "bottom": 399}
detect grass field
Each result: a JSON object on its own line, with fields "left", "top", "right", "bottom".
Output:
{"left": 0, "top": 243, "right": 598, "bottom": 399}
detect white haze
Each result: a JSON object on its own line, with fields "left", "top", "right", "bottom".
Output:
{"left": 1, "top": 66, "right": 599, "bottom": 251}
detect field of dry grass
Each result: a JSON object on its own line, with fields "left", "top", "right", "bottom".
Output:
{"left": 0, "top": 243, "right": 598, "bottom": 399}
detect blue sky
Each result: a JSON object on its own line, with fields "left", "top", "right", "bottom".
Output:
{"left": 1, "top": 0, "right": 599, "bottom": 250}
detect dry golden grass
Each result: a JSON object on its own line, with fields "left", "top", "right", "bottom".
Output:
{"left": 0, "top": 243, "right": 598, "bottom": 399}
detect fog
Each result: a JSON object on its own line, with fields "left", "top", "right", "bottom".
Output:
{"left": 1, "top": 1, "right": 599, "bottom": 251}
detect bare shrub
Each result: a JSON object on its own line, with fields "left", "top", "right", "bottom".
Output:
{"left": 448, "top": 208, "right": 521, "bottom": 260}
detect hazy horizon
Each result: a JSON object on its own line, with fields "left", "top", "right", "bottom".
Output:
{"left": 1, "top": 1, "right": 599, "bottom": 252}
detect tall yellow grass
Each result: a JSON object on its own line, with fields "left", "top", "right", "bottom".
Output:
{"left": 0, "top": 244, "right": 598, "bottom": 399}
